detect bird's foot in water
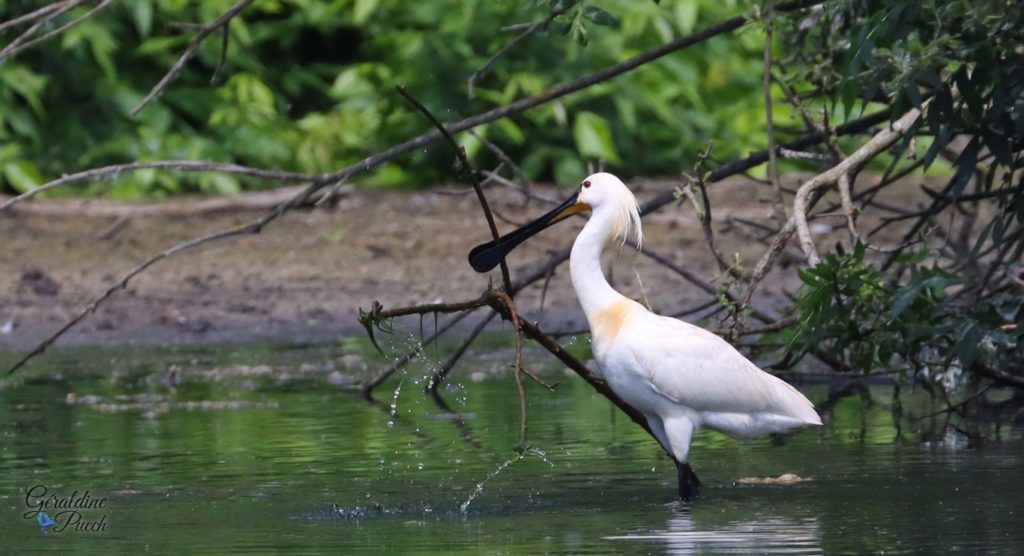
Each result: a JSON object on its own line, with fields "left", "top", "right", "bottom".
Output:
{"left": 676, "top": 462, "right": 702, "bottom": 501}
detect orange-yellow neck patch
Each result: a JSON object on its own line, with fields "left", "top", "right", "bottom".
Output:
{"left": 592, "top": 298, "right": 635, "bottom": 344}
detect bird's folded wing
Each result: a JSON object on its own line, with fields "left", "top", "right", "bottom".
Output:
{"left": 624, "top": 314, "right": 801, "bottom": 415}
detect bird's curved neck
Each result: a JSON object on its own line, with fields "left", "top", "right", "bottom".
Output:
{"left": 570, "top": 207, "right": 628, "bottom": 322}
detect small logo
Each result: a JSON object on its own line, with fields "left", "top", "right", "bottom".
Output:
{"left": 37, "top": 512, "right": 56, "bottom": 535}
{"left": 23, "top": 485, "right": 109, "bottom": 535}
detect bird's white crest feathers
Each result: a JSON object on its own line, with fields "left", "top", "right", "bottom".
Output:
{"left": 610, "top": 182, "right": 644, "bottom": 250}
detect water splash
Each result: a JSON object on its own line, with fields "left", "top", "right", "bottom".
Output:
{"left": 524, "top": 446, "right": 554, "bottom": 467}
{"left": 459, "top": 455, "right": 522, "bottom": 513}
{"left": 387, "top": 378, "right": 404, "bottom": 428}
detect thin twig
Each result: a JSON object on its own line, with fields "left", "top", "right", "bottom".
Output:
{"left": 210, "top": 21, "right": 231, "bottom": 84}
{"left": 396, "top": 85, "right": 513, "bottom": 293}
{"left": 467, "top": 5, "right": 565, "bottom": 99}
{"left": 0, "top": 1, "right": 72, "bottom": 34}
{"left": 0, "top": 0, "right": 111, "bottom": 63}
{"left": 360, "top": 309, "right": 477, "bottom": 398}
{"left": 133, "top": 0, "right": 255, "bottom": 116}
{"left": 479, "top": 171, "right": 559, "bottom": 204}
{"left": 471, "top": 131, "right": 527, "bottom": 186}
{"left": 713, "top": 315, "right": 798, "bottom": 337}
{"left": 0, "top": 0, "right": 82, "bottom": 62}
{"left": 494, "top": 290, "right": 529, "bottom": 452}
{"left": 7, "top": 219, "right": 269, "bottom": 375}
{"left": 915, "top": 384, "right": 994, "bottom": 421}
{"left": 762, "top": 18, "right": 787, "bottom": 224}
{"left": 681, "top": 161, "right": 751, "bottom": 281}
{"left": 425, "top": 310, "right": 498, "bottom": 393}
{"left": 779, "top": 149, "right": 836, "bottom": 163}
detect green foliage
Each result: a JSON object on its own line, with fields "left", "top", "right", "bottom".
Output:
{"left": 779, "top": 0, "right": 1024, "bottom": 179}
{"left": 777, "top": 244, "right": 1023, "bottom": 391}
{"left": 767, "top": 1, "right": 1024, "bottom": 392}
{"left": 0, "top": 0, "right": 778, "bottom": 196}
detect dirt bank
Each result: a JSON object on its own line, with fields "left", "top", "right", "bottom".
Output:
{"left": 0, "top": 177, "right": 893, "bottom": 353}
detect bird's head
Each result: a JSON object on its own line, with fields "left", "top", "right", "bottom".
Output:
{"left": 467, "top": 172, "right": 642, "bottom": 273}
{"left": 577, "top": 172, "right": 643, "bottom": 248}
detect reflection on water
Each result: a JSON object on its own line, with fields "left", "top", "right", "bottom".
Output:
{"left": 608, "top": 511, "right": 822, "bottom": 555}
{"left": 0, "top": 341, "right": 1022, "bottom": 554}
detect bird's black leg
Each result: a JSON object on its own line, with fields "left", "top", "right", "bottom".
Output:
{"left": 676, "top": 461, "right": 701, "bottom": 500}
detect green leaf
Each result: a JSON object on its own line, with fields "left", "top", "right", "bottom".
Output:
{"left": 888, "top": 273, "right": 957, "bottom": 321}
{"left": 353, "top": 0, "right": 380, "bottom": 25}
{"left": 674, "top": 2, "right": 698, "bottom": 34}
{"left": 2, "top": 160, "right": 43, "bottom": 193}
{"left": 584, "top": 6, "right": 617, "bottom": 26}
{"left": 131, "top": 0, "right": 153, "bottom": 38}
{"left": 573, "top": 111, "right": 620, "bottom": 163}
{"left": 495, "top": 119, "right": 525, "bottom": 144}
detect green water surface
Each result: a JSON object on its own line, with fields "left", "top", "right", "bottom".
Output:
{"left": 1, "top": 341, "right": 1022, "bottom": 554}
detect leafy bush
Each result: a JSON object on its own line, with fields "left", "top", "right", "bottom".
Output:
{"left": 775, "top": 243, "right": 1022, "bottom": 393}
{"left": 0, "top": 0, "right": 778, "bottom": 196}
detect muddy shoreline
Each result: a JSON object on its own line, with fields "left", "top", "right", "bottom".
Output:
{"left": 1, "top": 177, "right": 909, "bottom": 355}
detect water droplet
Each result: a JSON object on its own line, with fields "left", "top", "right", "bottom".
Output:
{"left": 417, "top": 463, "right": 424, "bottom": 470}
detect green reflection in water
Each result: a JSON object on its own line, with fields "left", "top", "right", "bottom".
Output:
{"left": 0, "top": 339, "right": 1022, "bottom": 554}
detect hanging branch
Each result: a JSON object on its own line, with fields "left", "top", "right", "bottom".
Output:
{"left": 493, "top": 290, "right": 529, "bottom": 452}
{"left": 395, "top": 85, "right": 512, "bottom": 293}
{"left": 424, "top": 310, "right": 498, "bottom": 393}
{"left": 133, "top": 0, "right": 256, "bottom": 116}
{"left": 466, "top": 4, "right": 566, "bottom": 99}
{"left": 360, "top": 310, "right": 478, "bottom": 398}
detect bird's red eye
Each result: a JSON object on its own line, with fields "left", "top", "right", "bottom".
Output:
{"left": 583, "top": 180, "right": 591, "bottom": 188}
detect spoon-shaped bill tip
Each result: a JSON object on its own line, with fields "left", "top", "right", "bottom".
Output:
{"left": 466, "top": 189, "right": 586, "bottom": 273}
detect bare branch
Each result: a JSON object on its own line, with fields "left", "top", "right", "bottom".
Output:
{"left": 467, "top": 5, "right": 565, "bottom": 99}
{"left": 0, "top": 0, "right": 112, "bottom": 63}
{"left": 470, "top": 131, "right": 528, "bottom": 186}
{"left": 360, "top": 310, "right": 478, "bottom": 398}
{"left": 7, "top": 218, "right": 265, "bottom": 375}
{"left": 211, "top": 22, "right": 231, "bottom": 84}
{"left": 479, "top": 170, "right": 559, "bottom": 204}
{"left": 425, "top": 310, "right": 498, "bottom": 393}
{"left": 133, "top": 0, "right": 255, "bottom": 116}
{"left": 0, "top": 1, "right": 73, "bottom": 34}
{"left": 779, "top": 148, "right": 837, "bottom": 163}
{"left": 0, "top": 161, "right": 316, "bottom": 215}
{"left": 0, "top": 0, "right": 83, "bottom": 62}
{"left": 396, "top": 85, "right": 513, "bottom": 293}
{"left": 793, "top": 104, "right": 926, "bottom": 265}
{"left": 364, "top": 297, "right": 493, "bottom": 321}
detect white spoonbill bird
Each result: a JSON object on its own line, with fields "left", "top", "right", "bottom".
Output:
{"left": 468, "top": 173, "right": 821, "bottom": 499}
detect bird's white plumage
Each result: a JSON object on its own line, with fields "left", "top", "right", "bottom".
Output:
{"left": 571, "top": 173, "right": 820, "bottom": 465}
